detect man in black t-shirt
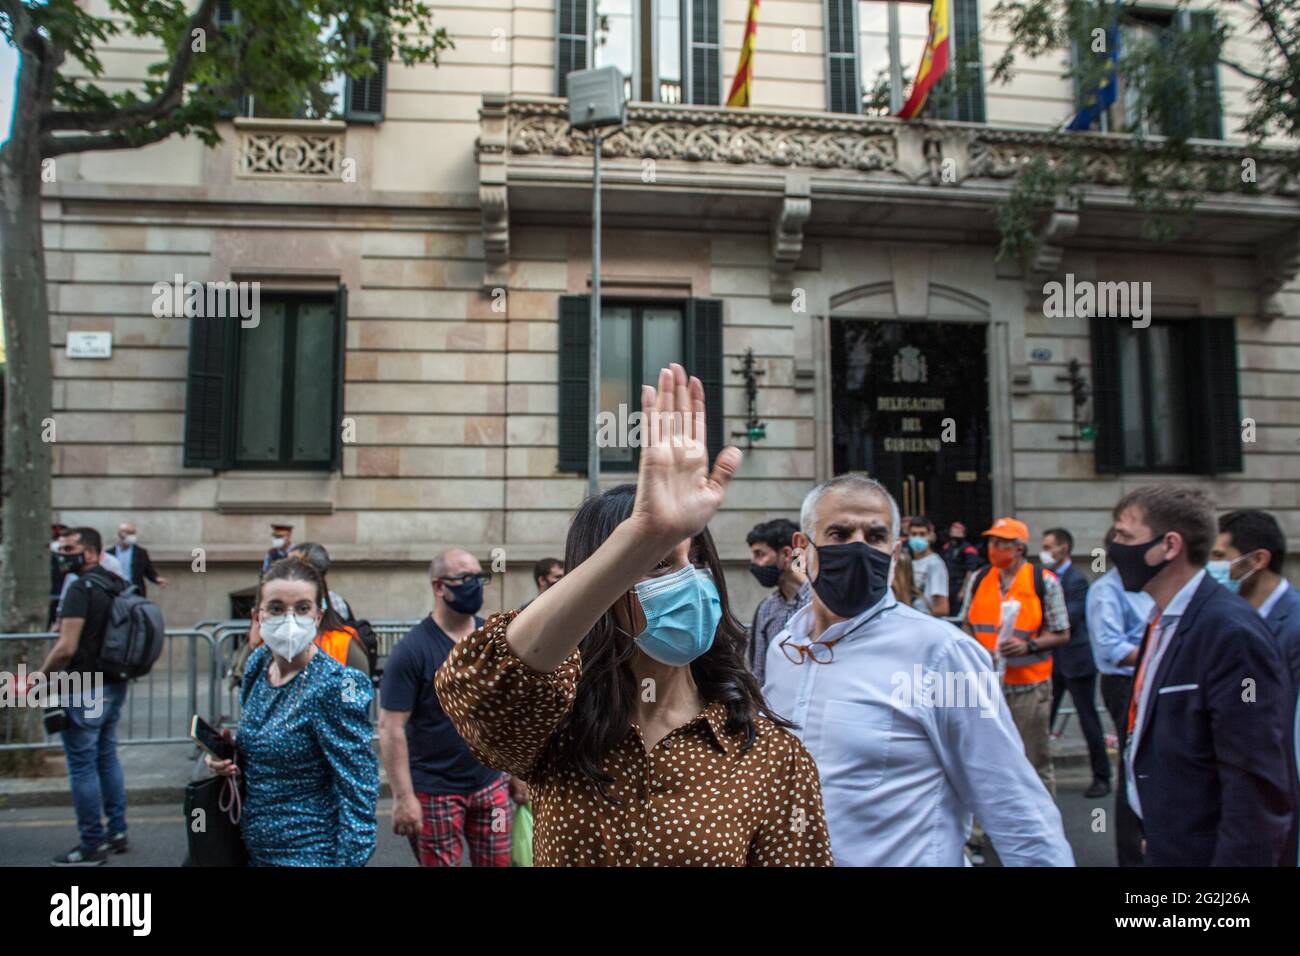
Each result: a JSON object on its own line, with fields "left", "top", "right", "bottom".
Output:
{"left": 36, "top": 527, "right": 131, "bottom": 866}
{"left": 378, "top": 547, "right": 518, "bottom": 866}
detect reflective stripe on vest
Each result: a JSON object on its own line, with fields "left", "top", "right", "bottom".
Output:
{"left": 966, "top": 563, "right": 1052, "bottom": 685}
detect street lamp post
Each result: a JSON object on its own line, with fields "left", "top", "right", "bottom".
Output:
{"left": 566, "top": 66, "right": 626, "bottom": 499}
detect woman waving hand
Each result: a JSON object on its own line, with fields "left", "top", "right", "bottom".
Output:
{"left": 436, "top": 364, "right": 832, "bottom": 866}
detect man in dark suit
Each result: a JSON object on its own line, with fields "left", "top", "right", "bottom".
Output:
{"left": 106, "top": 522, "right": 167, "bottom": 598}
{"left": 1212, "top": 511, "right": 1300, "bottom": 691}
{"left": 1110, "top": 485, "right": 1295, "bottom": 866}
{"left": 1043, "top": 527, "right": 1110, "bottom": 798}
{"left": 1212, "top": 509, "right": 1300, "bottom": 864}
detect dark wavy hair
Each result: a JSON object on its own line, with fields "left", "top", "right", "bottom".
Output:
{"left": 287, "top": 542, "right": 349, "bottom": 632}
{"left": 257, "top": 556, "right": 326, "bottom": 619}
{"left": 548, "top": 484, "right": 792, "bottom": 796}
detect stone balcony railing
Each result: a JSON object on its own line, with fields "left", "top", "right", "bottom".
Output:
{"left": 478, "top": 94, "right": 1300, "bottom": 309}
{"left": 484, "top": 93, "right": 1298, "bottom": 192}
{"left": 234, "top": 117, "right": 346, "bottom": 181}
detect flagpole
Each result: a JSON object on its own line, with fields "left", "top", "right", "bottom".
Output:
{"left": 888, "top": 3, "right": 903, "bottom": 115}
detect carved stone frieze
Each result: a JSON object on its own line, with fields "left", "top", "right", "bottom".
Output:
{"left": 506, "top": 100, "right": 899, "bottom": 172}
{"left": 967, "top": 128, "right": 1298, "bottom": 196}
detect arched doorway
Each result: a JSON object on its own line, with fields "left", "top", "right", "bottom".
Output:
{"left": 824, "top": 282, "right": 994, "bottom": 537}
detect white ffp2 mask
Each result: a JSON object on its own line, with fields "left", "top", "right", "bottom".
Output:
{"left": 260, "top": 614, "right": 317, "bottom": 659}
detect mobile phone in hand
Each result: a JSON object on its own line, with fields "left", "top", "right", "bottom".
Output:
{"left": 190, "top": 715, "right": 235, "bottom": 762}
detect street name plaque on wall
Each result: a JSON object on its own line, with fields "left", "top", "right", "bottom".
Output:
{"left": 66, "top": 331, "right": 113, "bottom": 359}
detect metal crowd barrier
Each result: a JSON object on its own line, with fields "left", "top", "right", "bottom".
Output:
{"left": 0, "top": 629, "right": 215, "bottom": 752}
{"left": 0, "top": 620, "right": 421, "bottom": 751}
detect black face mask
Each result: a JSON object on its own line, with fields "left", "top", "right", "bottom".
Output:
{"left": 749, "top": 562, "right": 782, "bottom": 589}
{"left": 1107, "top": 537, "right": 1173, "bottom": 593}
{"left": 444, "top": 577, "right": 484, "bottom": 615}
{"left": 57, "top": 552, "right": 85, "bottom": 574}
{"left": 810, "top": 541, "right": 893, "bottom": 618}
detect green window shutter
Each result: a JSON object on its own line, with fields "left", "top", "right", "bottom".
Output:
{"left": 951, "top": 0, "right": 985, "bottom": 122}
{"left": 824, "top": 0, "right": 859, "bottom": 114}
{"left": 685, "top": 298, "right": 724, "bottom": 462}
{"left": 1189, "top": 317, "right": 1242, "bottom": 475}
{"left": 332, "top": 285, "right": 348, "bottom": 470}
{"left": 1183, "top": 10, "right": 1222, "bottom": 139}
{"left": 1089, "top": 316, "right": 1124, "bottom": 474}
{"left": 183, "top": 314, "right": 236, "bottom": 469}
{"left": 556, "top": 0, "right": 590, "bottom": 97}
{"left": 687, "top": 0, "right": 721, "bottom": 106}
{"left": 558, "top": 295, "right": 592, "bottom": 472}
{"left": 344, "top": 33, "right": 387, "bottom": 123}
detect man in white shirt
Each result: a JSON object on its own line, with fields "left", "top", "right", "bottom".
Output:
{"left": 763, "top": 474, "right": 1073, "bottom": 867}
{"left": 906, "top": 516, "right": 949, "bottom": 617}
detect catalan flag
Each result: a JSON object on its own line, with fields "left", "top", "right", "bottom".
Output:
{"left": 726, "top": 0, "right": 761, "bottom": 107}
{"left": 897, "top": 0, "right": 950, "bottom": 119}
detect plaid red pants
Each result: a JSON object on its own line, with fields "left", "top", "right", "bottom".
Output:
{"left": 408, "top": 776, "right": 512, "bottom": 867}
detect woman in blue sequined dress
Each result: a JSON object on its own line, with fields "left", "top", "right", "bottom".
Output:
{"left": 205, "top": 557, "right": 378, "bottom": 866}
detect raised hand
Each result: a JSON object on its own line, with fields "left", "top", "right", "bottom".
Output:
{"left": 629, "top": 363, "right": 742, "bottom": 546}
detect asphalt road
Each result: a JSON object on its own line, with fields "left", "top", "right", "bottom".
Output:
{"left": 0, "top": 775, "right": 1116, "bottom": 867}
{"left": 0, "top": 797, "right": 421, "bottom": 867}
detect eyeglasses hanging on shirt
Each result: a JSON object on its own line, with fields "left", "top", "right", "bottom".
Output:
{"left": 779, "top": 633, "right": 845, "bottom": 665}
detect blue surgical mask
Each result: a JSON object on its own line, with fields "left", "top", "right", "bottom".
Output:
{"left": 632, "top": 563, "right": 722, "bottom": 667}
{"left": 907, "top": 536, "right": 929, "bottom": 554}
{"left": 1206, "top": 555, "right": 1256, "bottom": 595}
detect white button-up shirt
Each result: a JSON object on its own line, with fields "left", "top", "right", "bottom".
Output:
{"left": 1125, "top": 569, "right": 1206, "bottom": 818}
{"left": 1259, "top": 577, "right": 1291, "bottom": 621}
{"left": 763, "top": 590, "right": 1074, "bottom": 866}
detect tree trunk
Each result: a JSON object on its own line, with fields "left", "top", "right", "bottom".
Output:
{"left": 0, "top": 41, "right": 57, "bottom": 769}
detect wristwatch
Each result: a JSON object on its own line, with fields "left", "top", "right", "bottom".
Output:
{"left": 1025, "top": 638, "right": 1040, "bottom": 654}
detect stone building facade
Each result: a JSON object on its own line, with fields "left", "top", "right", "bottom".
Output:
{"left": 44, "top": 0, "right": 1300, "bottom": 625}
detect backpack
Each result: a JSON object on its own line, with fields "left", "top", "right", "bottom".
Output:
{"left": 349, "top": 620, "right": 381, "bottom": 680}
{"left": 84, "top": 576, "right": 166, "bottom": 680}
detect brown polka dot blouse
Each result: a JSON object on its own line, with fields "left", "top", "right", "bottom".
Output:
{"left": 435, "top": 611, "right": 833, "bottom": 867}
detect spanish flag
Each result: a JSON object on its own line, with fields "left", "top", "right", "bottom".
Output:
{"left": 726, "top": 0, "right": 761, "bottom": 107}
{"left": 897, "top": 0, "right": 950, "bottom": 119}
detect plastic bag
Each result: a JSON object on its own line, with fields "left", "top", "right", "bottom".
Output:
{"left": 511, "top": 803, "right": 534, "bottom": 867}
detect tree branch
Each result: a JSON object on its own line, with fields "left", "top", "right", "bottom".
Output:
{"left": 40, "top": 123, "right": 176, "bottom": 158}
{"left": 40, "top": 0, "right": 221, "bottom": 134}
{"left": 1219, "top": 57, "right": 1274, "bottom": 85}
{"left": 1256, "top": 0, "right": 1300, "bottom": 80}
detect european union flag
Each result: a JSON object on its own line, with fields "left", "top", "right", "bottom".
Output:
{"left": 1067, "top": 19, "right": 1121, "bottom": 131}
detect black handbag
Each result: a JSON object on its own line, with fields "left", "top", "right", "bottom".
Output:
{"left": 183, "top": 772, "right": 248, "bottom": 867}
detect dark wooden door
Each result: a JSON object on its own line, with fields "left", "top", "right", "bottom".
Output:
{"left": 830, "top": 319, "right": 992, "bottom": 535}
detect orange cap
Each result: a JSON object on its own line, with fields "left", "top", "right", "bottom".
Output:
{"left": 982, "top": 517, "right": 1029, "bottom": 541}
